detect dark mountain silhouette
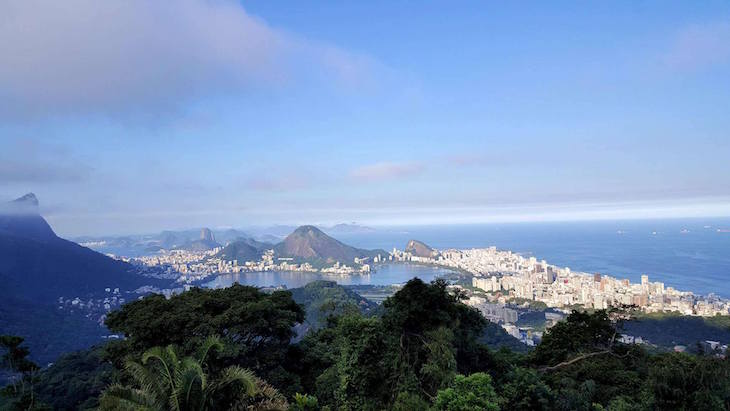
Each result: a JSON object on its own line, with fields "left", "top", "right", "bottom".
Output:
{"left": 0, "top": 194, "right": 162, "bottom": 364}
{"left": 274, "top": 225, "right": 384, "bottom": 266}
{"left": 217, "top": 238, "right": 272, "bottom": 263}
{"left": 0, "top": 194, "right": 152, "bottom": 302}
{"left": 405, "top": 239, "right": 436, "bottom": 258}
{"left": 0, "top": 193, "right": 57, "bottom": 243}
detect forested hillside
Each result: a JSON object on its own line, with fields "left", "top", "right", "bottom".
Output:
{"left": 3, "top": 279, "right": 730, "bottom": 410}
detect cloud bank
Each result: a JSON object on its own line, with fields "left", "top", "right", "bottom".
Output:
{"left": 0, "top": 0, "right": 375, "bottom": 120}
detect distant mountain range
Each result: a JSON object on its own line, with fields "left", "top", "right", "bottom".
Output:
{"left": 75, "top": 227, "right": 249, "bottom": 256}
{"left": 215, "top": 225, "right": 385, "bottom": 268}
{"left": 73, "top": 223, "right": 377, "bottom": 258}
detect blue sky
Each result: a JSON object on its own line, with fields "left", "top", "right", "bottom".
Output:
{"left": 1, "top": 0, "right": 729, "bottom": 236}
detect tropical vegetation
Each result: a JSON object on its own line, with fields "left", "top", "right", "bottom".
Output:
{"left": 3, "top": 278, "right": 730, "bottom": 410}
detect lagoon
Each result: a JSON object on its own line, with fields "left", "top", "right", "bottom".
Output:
{"left": 203, "top": 263, "right": 454, "bottom": 289}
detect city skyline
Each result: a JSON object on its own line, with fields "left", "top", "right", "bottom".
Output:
{"left": 2, "top": 1, "right": 730, "bottom": 236}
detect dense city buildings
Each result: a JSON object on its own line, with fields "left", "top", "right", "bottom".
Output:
{"left": 121, "top": 242, "right": 730, "bottom": 318}
{"left": 391, "top": 245, "right": 730, "bottom": 317}
{"left": 124, "top": 247, "right": 372, "bottom": 283}
{"left": 106, "top": 240, "right": 730, "bottom": 349}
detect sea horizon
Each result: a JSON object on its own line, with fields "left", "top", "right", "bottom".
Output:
{"left": 327, "top": 217, "right": 730, "bottom": 298}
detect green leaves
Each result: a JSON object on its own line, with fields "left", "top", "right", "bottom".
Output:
{"left": 31, "top": 282, "right": 730, "bottom": 410}
{"left": 99, "top": 339, "right": 271, "bottom": 411}
{"left": 0, "top": 335, "right": 38, "bottom": 374}
{"left": 103, "top": 284, "right": 305, "bottom": 398}
{"left": 298, "top": 278, "right": 494, "bottom": 409}
{"left": 208, "top": 366, "right": 257, "bottom": 399}
{"left": 97, "top": 384, "right": 158, "bottom": 410}
{"left": 105, "top": 285, "right": 305, "bottom": 354}
{"left": 433, "top": 373, "right": 500, "bottom": 411}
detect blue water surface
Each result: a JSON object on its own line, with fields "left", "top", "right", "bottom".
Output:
{"left": 205, "top": 264, "right": 448, "bottom": 289}
{"left": 331, "top": 218, "right": 730, "bottom": 298}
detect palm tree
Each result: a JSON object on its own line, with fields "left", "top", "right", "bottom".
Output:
{"left": 99, "top": 336, "right": 286, "bottom": 410}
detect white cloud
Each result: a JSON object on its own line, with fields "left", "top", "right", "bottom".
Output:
{"left": 664, "top": 22, "right": 730, "bottom": 71}
{"left": 350, "top": 161, "right": 424, "bottom": 182}
{"left": 0, "top": 0, "right": 376, "bottom": 120}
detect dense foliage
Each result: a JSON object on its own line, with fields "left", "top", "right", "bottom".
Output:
{"left": 105, "top": 284, "right": 306, "bottom": 395}
{"left": 6, "top": 278, "right": 730, "bottom": 410}
{"left": 0, "top": 335, "right": 48, "bottom": 410}
{"left": 35, "top": 346, "right": 116, "bottom": 410}
{"left": 622, "top": 312, "right": 730, "bottom": 351}
{"left": 98, "top": 335, "right": 287, "bottom": 410}
{"left": 288, "top": 281, "right": 378, "bottom": 332}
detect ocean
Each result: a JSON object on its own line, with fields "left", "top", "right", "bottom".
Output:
{"left": 328, "top": 218, "right": 730, "bottom": 298}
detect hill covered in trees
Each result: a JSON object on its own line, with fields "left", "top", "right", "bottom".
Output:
{"left": 0, "top": 193, "right": 168, "bottom": 367}
{"left": 3, "top": 278, "right": 730, "bottom": 410}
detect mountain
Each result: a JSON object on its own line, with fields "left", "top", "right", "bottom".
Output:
{"left": 0, "top": 193, "right": 56, "bottom": 242}
{"left": 405, "top": 239, "right": 436, "bottom": 258}
{"left": 214, "top": 228, "right": 250, "bottom": 244}
{"left": 76, "top": 228, "right": 250, "bottom": 257}
{"left": 217, "top": 237, "right": 272, "bottom": 263}
{"left": 158, "top": 230, "right": 194, "bottom": 249}
{"left": 0, "top": 194, "right": 152, "bottom": 301}
{"left": 200, "top": 227, "right": 215, "bottom": 242}
{"left": 273, "top": 225, "right": 384, "bottom": 266}
{"left": 289, "top": 281, "right": 378, "bottom": 335}
{"left": 178, "top": 227, "right": 221, "bottom": 251}
{"left": 253, "top": 233, "right": 284, "bottom": 244}
{"left": 0, "top": 193, "right": 161, "bottom": 364}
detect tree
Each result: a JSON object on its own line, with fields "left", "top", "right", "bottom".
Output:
{"left": 289, "top": 393, "right": 318, "bottom": 411}
{"left": 104, "top": 284, "right": 305, "bottom": 396}
{"left": 432, "top": 373, "right": 501, "bottom": 411}
{"left": 98, "top": 336, "right": 287, "bottom": 410}
{"left": 34, "top": 345, "right": 117, "bottom": 410}
{"left": 0, "top": 335, "right": 48, "bottom": 410}
{"left": 499, "top": 367, "right": 553, "bottom": 410}
{"left": 330, "top": 315, "right": 390, "bottom": 410}
{"left": 392, "top": 391, "right": 430, "bottom": 411}
{"left": 645, "top": 353, "right": 730, "bottom": 410}
{"left": 382, "top": 279, "right": 487, "bottom": 398}
{"left": 531, "top": 310, "right": 617, "bottom": 367}
{"left": 530, "top": 311, "right": 647, "bottom": 408}
{"left": 297, "top": 279, "right": 496, "bottom": 409}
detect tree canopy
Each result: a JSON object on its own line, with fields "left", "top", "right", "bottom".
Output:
{"left": 6, "top": 279, "right": 730, "bottom": 410}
